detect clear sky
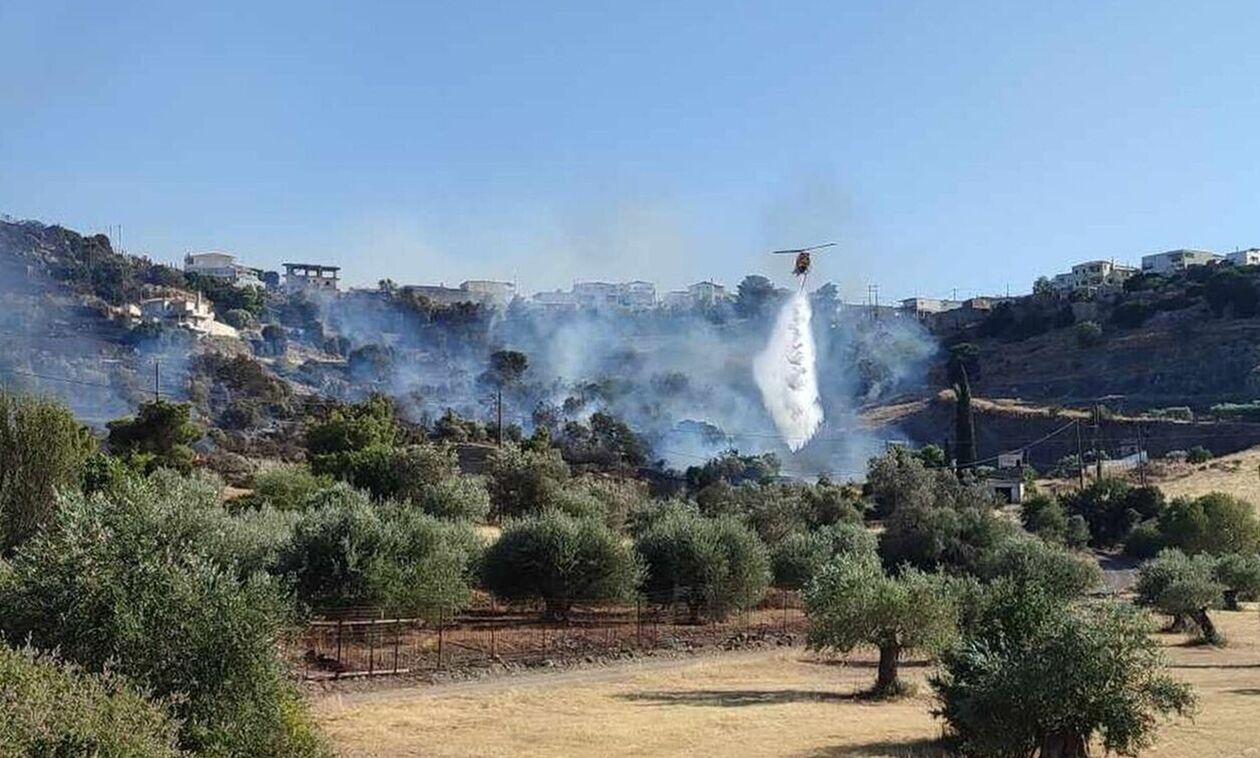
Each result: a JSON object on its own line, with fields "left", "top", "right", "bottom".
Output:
{"left": 3, "top": 1, "right": 1260, "bottom": 301}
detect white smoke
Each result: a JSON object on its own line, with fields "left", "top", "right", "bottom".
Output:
{"left": 753, "top": 290, "right": 824, "bottom": 451}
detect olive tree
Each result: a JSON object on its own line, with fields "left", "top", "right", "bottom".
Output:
{"left": 805, "top": 554, "right": 957, "bottom": 697}
{"left": 1213, "top": 552, "right": 1260, "bottom": 610}
{"left": 636, "top": 509, "right": 771, "bottom": 622}
{"left": 770, "top": 523, "right": 877, "bottom": 589}
{"left": 481, "top": 510, "right": 642, "bottom": 620}
{"left": 484, "top": 443, "right": 571, "bottom": 519}
{"left": 933, "top": 587, "right": 1196, "bottom": 758}
{"left": 0, "top": 391, "right": 94, "bottom": 553}
{"left": 1135, "top": 549, "right": 1225, "bottom": 644}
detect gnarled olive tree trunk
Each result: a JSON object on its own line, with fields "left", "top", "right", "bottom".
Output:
{"left": 1040, "top": 730, "right": 1089, "bottom": 758}
{"left": 873, "top": 643, "right": 901, "bottom": 697}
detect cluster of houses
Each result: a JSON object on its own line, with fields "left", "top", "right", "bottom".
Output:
{"left": 1041, "top": 247, "right": 1260, "bottom": 296}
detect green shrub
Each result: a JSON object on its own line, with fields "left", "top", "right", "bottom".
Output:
{"left": 1124, "top": 519, "right": 1165, "bottom": 559}
{"left": 976, "top": 538, "right": 1101, "bottom": 600}
{"left": 1212, "top": 553, "right": 1260, "bottom": 610}
{"left": 1074, "top": 320, "right": 1103, "bottom": 347}
{"left": 1061, "top": 479, "right": 1164, "bottom": 548}
{"left": 304, "top": 395, "right": 397, "bottom": 457}
{"left": 0, "top": 486, "right": 328, "bottom": 756}
{"left": 279, "top": 484, "right": 480, "bottom": 617}
{"left": 481, "top": 510, "right": 642, "bottom": 620}
{"left": 636, "top": 510, "right": 771, "bottom": 622}
{"left": 484, "top": 443, "right": 571, "bottom": 519}
{"left": 242, "top": 464, "right": 333, "bottom": 511}
{"left": 0, "top": 644, "right": 181, "bottom": 757}
{"left": 806, "top": 554, "right": 957, "bottom": 697}
{"left": 1186, "top": 445, "right": 1214, "bottom": 464}
{"left": 106, "top": 399, "right": 202, "bottom": 473}
{"left": 312, "top": 443, "right": 459, "bottom": 504}
{"left": 770, "top": 523, "right": 877, "bottom": 589}
{"left": 933, "top": 589, "right": 1195, "bottom": 756}
{"left": 1156, "top": 492, "right": 1260, "bottom": 556}
{"left": 223, "top": 308, "right": 259, "bottom": 330}
{"left": 0, "top": 391, "right": 95, "bottom": 553}
{"left": 412, "top": 475, "right": 492, "bottom": 521}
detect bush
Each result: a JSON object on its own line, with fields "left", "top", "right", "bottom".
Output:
{"left": 0, "top": 644, "right": 182, "bottom": 757}
{"left": 1124, "top": 519, "right": 1165, "bottom": 559}
{"left": 304, "top": 395, "right": 397, "bottom": 457}
{"left": 1135, "top": 549, "right": 1224, "bottom": 644}
{"left": 636, "top": 510, "right": 771, "bottom": 621}
{"left": 877, "top": 470, "right": 1014, "bottom": 574}
{"left": 1155, "top": 492, "right": 1260, "bottom": 556}
{"left": 1061, "top": 479, "right": 1164, "bottom": 548}
{"left": 770, "top": 523, "right": 877, "bottom": 589}
{"left": 412, "top": 475, "right": 492, "bottom": 521}
{"left": 1074, "top": 320, "right": 1103, "bottom": 347}
{"left": 223, "top": 308, "right": 259, "bottom": 330}
{"left": 0, "top": 485, "right": 327, "bottom": 756}
{"left": 806, "top": 554, "right": 957, "bottom": 697}
{"left": 106, "top": 399, "right": 202, "bottom": 473}
{"left": 976, "top": 538, "right": 1101, "bottom": 600}
{"left": 241, "top": 464, "right": 333, "bottom": 511}
{"left": 933, "top": 588, "right": 1195, "bottom": 756}
{"left": 1212, "top": 553, "right": 1260, "bottom": 610}
{"left": 484, "top": 443, "right": 571, "bottom": 519}
{"left": 314, "top": 443, "right": 460, "bottom": 504}
{"left": 1186, "top": 445, "right": 1214, "bottom": 464}
{"left": 481, "top": 510, "right": 641, "bottom": 620}
{"left": 0, "top": 391, "right": 95, "bottom": 553}
{"left": 278, "top": 484, "right": 481, "bottom": 616}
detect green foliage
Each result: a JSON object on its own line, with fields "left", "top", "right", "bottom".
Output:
{"left": 1074, "top": 320, "right": 1103, "bottom": 347}
{"left": 1124, "top": 519, "right": 1166, "bottom": 559}
{"left": 481, "top": 510, "right": 642, "bottom": 619}
{"left": 697, "top": 480, "right": 863, "bottom": 545}
{"left": 1204, "top": 268, "right": 1259, "bottom": 318}
{"left": 1111, "top": 300, "right": 1153, "bottom": 328}
{"left": 1213, "top": 553, "right": 1260, "bottom": 609}
{"left": 1135, "top": 549, "right": 1225, "bottom": 644}
{"left": 1155, "top": 492, "right": 1260, "bottom": 556}
{"left": 1061, "top": 478, "right": 1164, "bottom": 548}
{"left": 1186, "top": 445, "right": 1214, "bottom": 464}
{"left": 684, "top": 449, "right": 780, "bottom": 490}
{"left": 484, "top": 349, "right": 528, "bottom": 386}
{"left": 223, "top": 307, "right": 260, "bottom": 330}
{"left": 932, "top": 589, "right": 1196, "bottom": 757}
{"left": 0, "top": 391, "right": 95, "bottom": 553}
{"left": 770, "top": 523, "right": 877, "bottom": 589}
{"left": 239, "top": 464, "right": 333, "bottom": 511}
{"left": 952, "top": 364, "right": 977, "bottom": 469}
{"left": 558, "top": 411, "right": 650, "bottom": 468}
{"left": 0, "top": 644, "right": 182, "bottom": 757}
{"left": 734, "top": 274, "right": 779, "bottom": 318}
{"left": 411, "top": 475, "right": 492, "bottom": 521}
{"left": 0, "top": 482, "right": 327, "bottom": 756}
{"left": 484, "top": 443, "right": 572, "bottom": 519}
{"left": 106, "top": 399, "right": 202, "bottom": 473}
{"left": 278, "top": 484, "right": 480, "bottom": 617}
{"left": 315, "top": 443, "right": 460, "bottom": 504}
{"left": 186, "top": 271, "right": 267, "bottom": 315}
{"left": 976, "top": 538, "right": 1101, "bottom": 600}
{"left": 806, "top": 554, "right": 957, "bottom": 696}
{"left": 913, "top": 443, "right": 947, "bottom": 469}
{"left": 1023, "top": 495, "right": 1091, "bottom": 549}
{"left": 304, "top": 395, "right": 398, "bottom": 458}
{"left": 1207, "top": 401, "right": 1260, "bottom": 421}
{"left": 636, "top": 509, "right": 771, "bottom": 621}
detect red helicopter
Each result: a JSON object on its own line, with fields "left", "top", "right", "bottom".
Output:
{"left": 770, "top": 242, "right": 837, "bottom": 282}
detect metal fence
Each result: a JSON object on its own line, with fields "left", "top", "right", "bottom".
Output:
{"left": 287, "top": 588, "right": 806, "bottom": 680}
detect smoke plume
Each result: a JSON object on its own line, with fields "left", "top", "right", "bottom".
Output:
{"left": 753, "top": 291, "right": 823, "bottom": 451}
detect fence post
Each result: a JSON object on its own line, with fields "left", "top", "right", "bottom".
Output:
{"left": 368, "top": 621, "right": 375, "bottom": 676}
{"left": 490, "top": 596, "right": 497, "bottom": 659}
{"left": 335, "top": 619, "right": 343, "bottom": 677}
{"left": 782, "top": 591, "right": 788, "bottom": 632}
{"left": 636, "top": 598, "right": 642, "bottom": 649}
{"left": 393, "top": 620, "right": 401, "bottom": 674}
{"left": 437, "top": 609, "right": 445, "bottom": 670}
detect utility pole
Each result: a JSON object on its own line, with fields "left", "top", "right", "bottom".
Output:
{"left": 496, "top": 387, "right": 504, "bottom": 446}
{"left": 1092, "top": 403, "right": 1103, "bottom": 481}
{"left": 1075, "top": 418, "right": 1086, "bottom": 489}
{"left": 1136, "top": 422, "right": 1147, "bottom": 487}
{"left": 154, "top": 359, "right": 160, "bottom": 402}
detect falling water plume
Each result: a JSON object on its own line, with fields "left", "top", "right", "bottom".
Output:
{"left": 753, "top": 290, "right": 824, "bottom": 451}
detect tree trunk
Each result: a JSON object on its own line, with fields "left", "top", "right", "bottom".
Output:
{"left": 1168, "top": 613, "right": 1190, "bottom": 633}
{"left": 873, "top": 643, "right": 901, "bottom": 697}
{"left": 1191, "top": 607, "right": 1220, "bottom": 645}
{"left": 1039, "top": 730, "right": 1089, "bottom": 758}
{"left": 1223, "top": 589, "right": 1240, "bottom": 611}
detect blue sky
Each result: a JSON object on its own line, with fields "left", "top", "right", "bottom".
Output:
{"left": 3, "top": 1, "right": 1260, "bottom": 301}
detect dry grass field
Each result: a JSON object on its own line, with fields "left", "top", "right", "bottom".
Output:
{"left": 1147, "top": 446, "right": 1260, "bottom": 506}
{"left": 312, "top": 607, "right": 1260, "bottom": 757}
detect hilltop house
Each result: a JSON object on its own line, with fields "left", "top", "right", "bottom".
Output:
{"left": 284, "top": 262, "right": 341, "bottom": 293}
{"left": 136, "top": 291, "right": 237, "bottom": 338}
{"left": 1140, "top": 249, "right": 1222, "bottom": 275}
{"left": 184, "top": 250, "right": 265, "bottom": 288}
{"left": 1047, "top": 260, "right": 1138, "bottom": 293}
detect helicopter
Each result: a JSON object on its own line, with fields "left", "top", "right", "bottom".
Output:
{"left": 770, "top": 242, "right": 837, "bottom": 281}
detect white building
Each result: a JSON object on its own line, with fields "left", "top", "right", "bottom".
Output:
{"left": 617, "top": 280, "right": 657, "bottom": 309}
{"left": 184, "top": 250, "right": 265, "bottom": 288}
{"left": 283, "top": 262, "right": 341, "bottom": 293}
{"left": 1140, "top": 249, "right": 1222, "bottom": 275}
{"left": 1047, "top": 260, "right": 1138, "bottom": 293}
{"left": 900, "top": 297, "right": 962, "bottom": 318}
{"left": 1226, "top": 249, "right": 1260, "bottom": 267}
{"left": 459, "top": 280, "right": 516, "bottom": 308}
{"left": 687, "top": 280, "right": 728, "bottom": 306}
{"left": 137, "top": 291, "right": 237, "bottom": 338}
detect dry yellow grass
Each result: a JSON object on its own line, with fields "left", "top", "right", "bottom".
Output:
{"left": 311, "top": 607, "right": 1260, "bottom": 757}
{"left": 1147, "top": 447, "right": 1260, "bottom": 507}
